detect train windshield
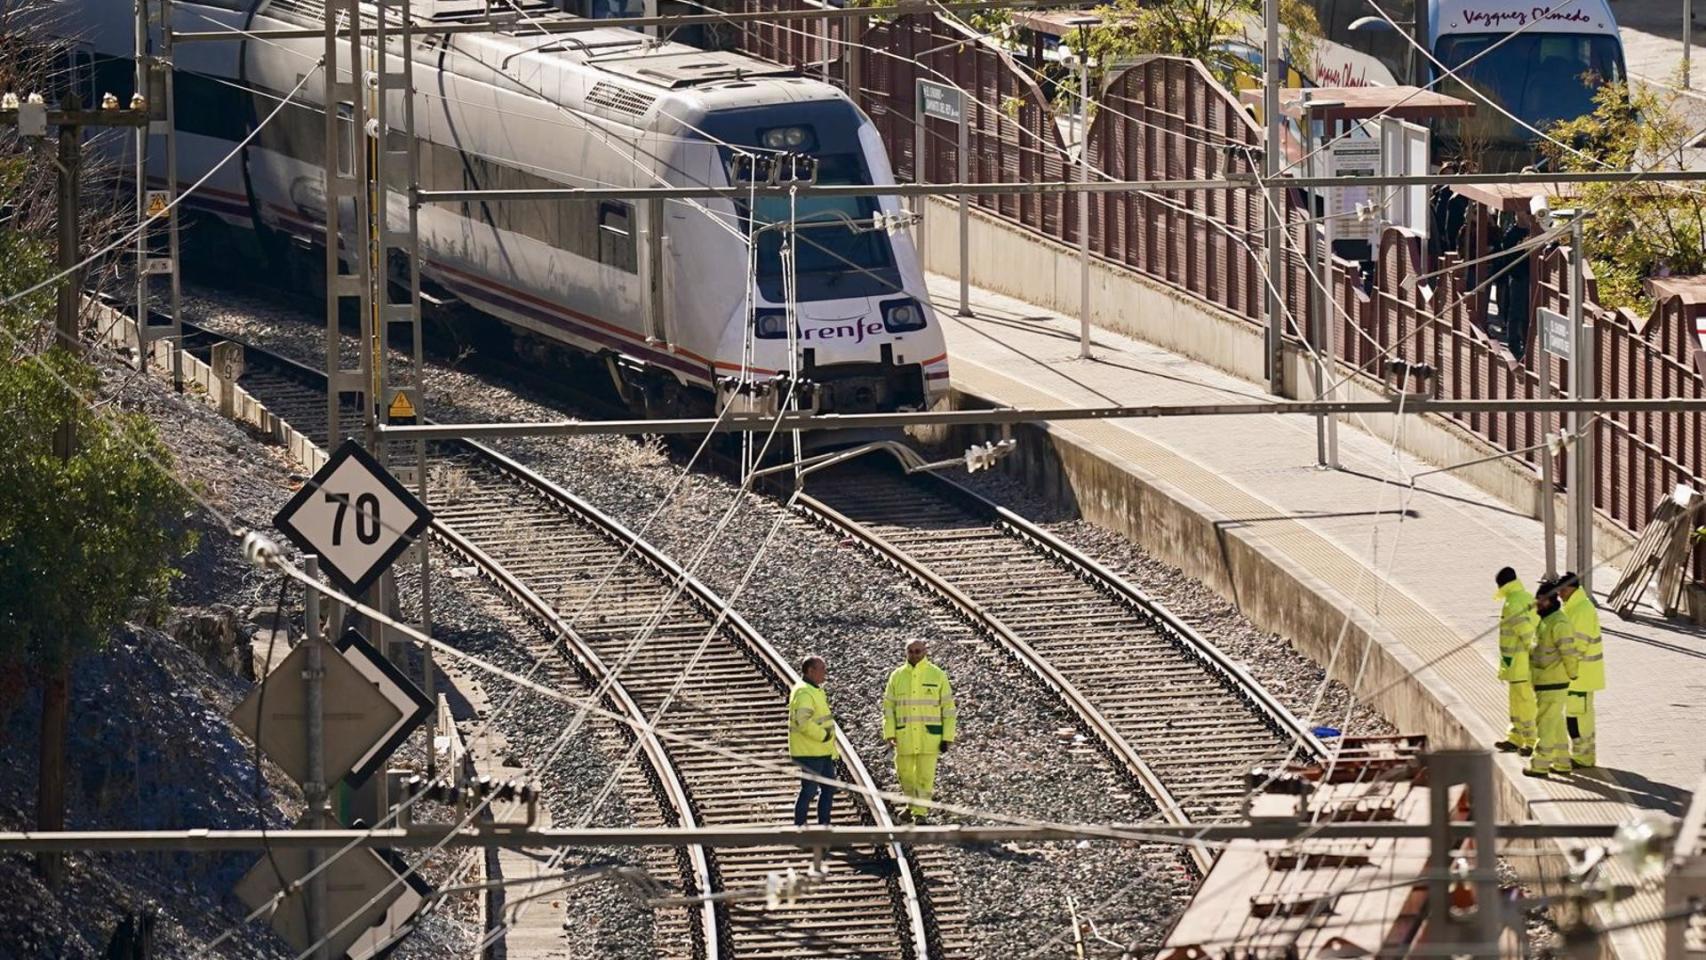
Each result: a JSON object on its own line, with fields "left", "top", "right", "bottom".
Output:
{"left": 744, "top": 153, "right": 898, "bottom": 302}
{"left": 1433, "top": 32, "right": 1624, "bottom": 157}
{"left": 702, "top": 103, "right": 902, "bottom": 303}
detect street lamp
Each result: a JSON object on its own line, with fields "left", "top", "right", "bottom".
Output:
{"left": 1348, "top": 14, "right": 1426, "bottom": 88}
{"left": 1061, "top": 15, "right": 1099, "bottom": 360}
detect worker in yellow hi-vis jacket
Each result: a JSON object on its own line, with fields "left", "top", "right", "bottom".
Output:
{"left": 1526, "top": 580, "right": 1580, "bottom": 779}
{"left": 788, "top": 655, "right": 839, "bottom": 827}
{"left": 1558, "top": 572, "right": 1604, "bottom": 768}
{"left": 1492, "top": 567, "right": 1539, "bottom": 756}
{"left": 882, "top": 640, "right": 956, "bottom": 824}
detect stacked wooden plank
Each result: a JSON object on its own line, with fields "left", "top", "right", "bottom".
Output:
{"left": 1607, "top": 486, "right": 1702, "bottom": 617}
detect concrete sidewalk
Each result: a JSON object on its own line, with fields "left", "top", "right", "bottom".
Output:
{"left": 924, "top": 272, "right": 1702, "bottom": 957}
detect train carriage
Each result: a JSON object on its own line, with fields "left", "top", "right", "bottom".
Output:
{"left": 51, "top": 0, "right": 950, "bottom": 417}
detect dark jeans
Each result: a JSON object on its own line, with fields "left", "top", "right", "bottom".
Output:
{"left": 793, "top": 756, "right": 836, "bottom": 826}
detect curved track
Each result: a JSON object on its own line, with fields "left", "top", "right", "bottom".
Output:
{"left": 182, "top": 326, "right": 967, "bottom": 959}
{"left": 796, "top": 461, "right": 1327, "bottom": 872}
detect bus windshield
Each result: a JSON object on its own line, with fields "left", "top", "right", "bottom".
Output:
{"left": 1433, "top": 32, "right": 1624, "bottom": 158}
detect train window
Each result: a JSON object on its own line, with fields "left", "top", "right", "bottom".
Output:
{"left": 174, "top": 74, "right": 250, "bottom": 142}
{"left": 597, "top": 201, "right": 637, "bottom": 273}
{"left": 336, "top": 102, "right": 355, "bottom": 177}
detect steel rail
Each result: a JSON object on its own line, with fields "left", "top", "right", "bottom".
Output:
{"left": 459, "top": 438, "right": 937, "bottom": 959}
{"left": 975, "top": 492, "right": 1327, "bottom": 758}
{"left": 791, "top": 489, "right": 1210, "bottom": 875}
{"left": 426, "top": 516, "right": 724, "bottom": 958}
{"left": 175, "top": 322, "right": 724, "bottom": 958}
{"left": 793, "top": 462, "right": 1331, "bottom": 877}
{"left": 177, "top": 320, "right": 942, "bottom": 958}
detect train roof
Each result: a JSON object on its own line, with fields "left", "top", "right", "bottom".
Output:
{"left": 260, "top": 0, "right": 846, "bottom": 113}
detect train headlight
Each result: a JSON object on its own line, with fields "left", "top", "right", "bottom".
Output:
{"left": 880, "top": 298, "right": 926, "bottom": 333}
{"left": 760, "top": 126, "right": 814, "bottom": 151}
{"left": 753, "top": 309, "right": 790, "bottom": 339}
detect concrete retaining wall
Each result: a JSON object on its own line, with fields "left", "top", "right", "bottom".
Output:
{"left": 90, "top": 301, "right": 327, "bottom": 473}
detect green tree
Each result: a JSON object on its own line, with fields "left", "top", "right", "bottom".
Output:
{"left": 0, "top": 155, "right": 196, "bottom": 884}
{"left": 1070, "top": 0, "right": 1320, "bottom": 99}
{"left": 1545, "top": 81, "right": 1706, "bottom": 313}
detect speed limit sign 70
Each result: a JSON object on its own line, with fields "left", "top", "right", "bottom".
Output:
{"left": 273, "top": 439, "right": 433, "bottom": 595}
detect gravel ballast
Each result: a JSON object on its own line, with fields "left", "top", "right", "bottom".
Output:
{"left": 173, "top": 281, "right": 1414, "bottom": 956}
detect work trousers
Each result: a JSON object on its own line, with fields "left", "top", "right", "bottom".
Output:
{"left": 1529, "top": 687, "right": 1572, "bottom": 774}
{"left": 1567, "top": 691, "right": 1597, "bottom": 767}
{"left": 1505, "top": 681, "right": 1537, "bottom": 749}
{"left": 793, "top": 756, "right": 836, "bottom": 827}
{"left": 894, "top": 751, "right": 939, "bottom": 818}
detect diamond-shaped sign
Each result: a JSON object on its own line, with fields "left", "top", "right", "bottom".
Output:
{"left": 336, "top": 628, "right": 433, "bottom": 787}
{"left": 233, "top": 834, "right": 404, "bottom": 960}
{"left": 230, "top": 641, "right": 404, "bottom": 789}
{"left": 274, "top": 439, "right": 433, "bottom": 596}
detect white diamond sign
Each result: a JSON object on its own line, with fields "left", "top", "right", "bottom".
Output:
{"left": 336, "top": 628, "right": 434, "bottom": 787}
{"left": 274, "top": 439, "right": 433, "bottom": 596}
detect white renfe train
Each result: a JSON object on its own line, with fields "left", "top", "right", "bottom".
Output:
{"left": 52, "top": 0, "right": 949, "bottom": 417}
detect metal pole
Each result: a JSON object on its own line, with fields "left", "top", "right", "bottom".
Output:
{"left": 1304, "top": 97, "right": 1325, "bottom": 466}
{"left": 375, "top": 395, "right": 1706, "bottom": 440}
{"left": 162, "top": 0, "right": 183, "bottom": 394}
{"left": 324, "top": 0, "right": 343, "bottom": 448}
{"left": 1564, "top": 217, "right": 1581, "bottom": 584}
{"left": 957, "top": 101, "right": 970, "bottom": 317}
{"left": 913, "top": 94, "right": 926, "bottom": 268}
{"left": 1537, "top": 316, "right": 1558, "bottom": 581}
{"left": 303, "top": 556, "right": 328, "bottom": 960}
{"left": 1571, "top": 217, "right": 1595, "bottom": 590}
{"left": 1687, "top": 0, "right": 1695, "bottom": 91}
{"left": 412, "top": 167, "right": 1706, "bottom": 202}
{"left": 1263, "top": 0, "right": 1284, "bottom": 394}
{"left": 1467, "top": 750, "right": 1500, "bottom": 954}
{"left": 55, "top": 98, "right": 81, "bottom": 350}
{"left": 1322, "top": 146, "right": 1339, "bottom": 469}
{"left": 132, "top": 0, "right": 148, "bottom": 372}
{"left": 1077, "top": 31, "right": 1091, "bottom": 360}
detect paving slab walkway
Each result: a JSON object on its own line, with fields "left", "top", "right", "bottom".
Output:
{"left": 924, "top": 272, "right": 1703, "bottom": 957}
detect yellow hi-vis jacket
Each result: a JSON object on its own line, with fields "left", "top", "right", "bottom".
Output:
{"left": 882, "top": 658, "right": 956, "bottom": 755}
{"left": 788, "top": 681, "right": 839, "bottom": 760}
{"left": 1495, "top": 580, "right": 1538, "bottom": 683}
{"left": 1563, "top": 589, "right": 1605, "bottom": 692}
{"left": 1531, "top": 608, "right": 1580, "bottom": 689}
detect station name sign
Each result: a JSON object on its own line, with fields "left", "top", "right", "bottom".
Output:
{"left": 916, "top": 79, "right": 964, "bottom": 125}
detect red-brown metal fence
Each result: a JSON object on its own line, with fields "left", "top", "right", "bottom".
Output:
{"left": 715, "top": 14, "right": 1706, "bottom": 579}
{"left": 854, "top": 15, "right": 1069, "bottom": 235}
{"left": 1087, "top": 57, "right": 1266, "bottom": 322}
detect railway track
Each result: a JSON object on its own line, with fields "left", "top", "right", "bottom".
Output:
{"left": 796, "top": 461, "right": 1328, "bottom": 872}
{"left": 180, "top": 326, "right": 970, "bottom": 959}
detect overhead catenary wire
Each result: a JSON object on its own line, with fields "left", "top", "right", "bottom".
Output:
{"left": 14, "top": 295, "right": 1671, "bottom": 956}
{"left": 13, "top": 123, "right": 1658, "bottom": 960}
{"left": 30, "top": 3, "right": 1692, "bottom": 948}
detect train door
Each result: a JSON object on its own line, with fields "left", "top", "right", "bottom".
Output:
{"left": 641, "top": 198, "right": 670, "bottom": 344}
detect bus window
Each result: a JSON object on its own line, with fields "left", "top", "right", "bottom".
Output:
{"left": 1433, "top": 31, "right": 1623, "bottom": 154}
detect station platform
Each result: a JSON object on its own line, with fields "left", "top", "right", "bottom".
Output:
{"left": 922, "top": 272, "right": 1702, "bottom": 957}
